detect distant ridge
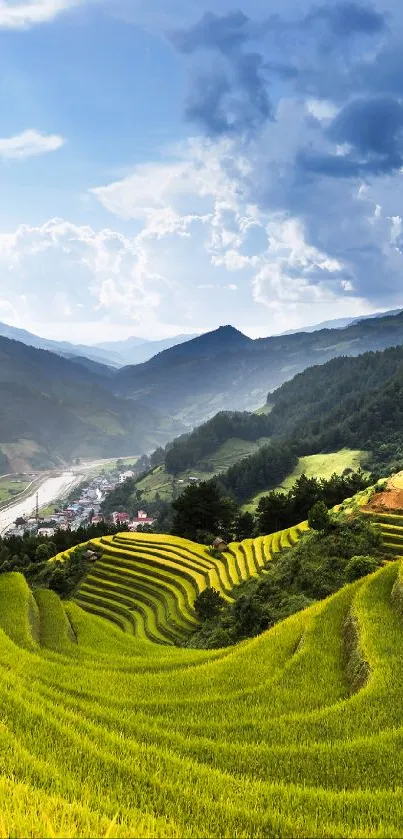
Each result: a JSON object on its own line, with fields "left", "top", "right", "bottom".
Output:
{"left": 116, "top": 311, "right": 403, "bottom": 424}
{"left": 279, "top": 307, "right": 403, "bottom": 335}
{"left": 0, "top": 321, "right": 201, "bottom": 369}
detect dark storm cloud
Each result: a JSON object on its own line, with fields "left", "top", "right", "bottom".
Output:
{"left": 304, "top": 2, "right": 386, "bottom": 37}
{"left": 172, "top": 10, "right": 253, "bottom": 54}
{"left": 356, "top": 43, "right": 403, "bottom": 95}
{"left": 299, "top": 97, "right": 403, "bottom": 178}
{"left": 171, "top": 3, "right": 386, "bottom": 137}
{"left": 171, "top": 11, "right": 272, "bottom": 136}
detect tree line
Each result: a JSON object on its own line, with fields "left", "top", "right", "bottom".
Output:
{"left": 0, "top": 521, "right": 128, "bottom": 587}
{"left": 164, "top": 411, "right": 272, "bottom": 475}
{"left": 170, "top": 470, "right": 372, "bottom": 544}
{"left": 187, "top": 516, "right": 385, "bottom": 649}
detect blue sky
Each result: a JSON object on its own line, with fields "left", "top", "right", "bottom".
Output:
{"left": 0, "top": 0, "right": 403, "bottom": 343}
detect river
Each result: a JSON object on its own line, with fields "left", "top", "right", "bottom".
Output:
{"left": 0, "top": 471, "right": 79, "bottom": 535}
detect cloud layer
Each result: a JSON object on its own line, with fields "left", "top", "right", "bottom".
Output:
{"left": 0, "top": 0, "right": 83, "bottom": 28}
{"left": 0, "top": 129, "right": 65, "bottom": 159}
{"left": 2, "top": 0, "right": 403, "bottom": 341}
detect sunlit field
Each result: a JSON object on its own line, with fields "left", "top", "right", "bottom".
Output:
{"left": 0, "top": 524, "right": 402, "bottom": 837}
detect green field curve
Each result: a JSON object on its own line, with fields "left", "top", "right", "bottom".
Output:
{"left": 0, "top": 524, "right": 403, "bottom": 836}
{"left": 73, "top": 527, "right": 308, "bottom": 642}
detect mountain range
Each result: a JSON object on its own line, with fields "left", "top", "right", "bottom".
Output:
{"left": 279, "top": 307, "right": 403, "bottom": 335}
{"left": 3, "top": 308, "right": 403, "bottom": 471}
{"left": 0, "top": 321, "right": 199, "bottom": 368}
{"left": 0, "top": 338, "right": 184, "bottom": 472}
{"left": 115, "top": 311, "right": 403, "bottom": 424}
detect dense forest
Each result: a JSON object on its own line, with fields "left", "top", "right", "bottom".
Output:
{"left": 169, "top": 470, "right": 371, "bottom": 544}
{"left": 254, "top": 471, "right": 371, "bottom": 534}
{"left": 267, "top": 346, "right": 403, "bottom": 473}
{"left": 218, "top": 442, "right": 298, "bottom": 503}
{"left": 138, "top": 344, "right": 403, "bottom": 511}
{"left": 164, "top": 411, "right": 272, "bottom": 474}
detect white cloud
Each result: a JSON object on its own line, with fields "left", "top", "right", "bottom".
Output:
{"left": 252, "top": 216, "right": 355, "bottom": 311}
{"left": 306, "top": 99, "right": 339, "bottom": 122}
{"left": 0, "top": 0, "right": 83, "bottom": 28}
{"left": 0, "top": 218, "right": 168, "bottom": 332}
{"left": 0, "top": 129, "right": 65, "bottom": 160}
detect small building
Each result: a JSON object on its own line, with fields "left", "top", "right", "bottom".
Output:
{"left": 188, "top": 476, "right": 200, "bottom": 484}
{"left": 38, "top": 527, "right": 56, "bottom": 538}
{"left": 119, "top": 471, "right": 135, "bottom": 484}
{"left": 84, "top": 550, "right": 99, "bottom": 563}
{"left": 112, "top": 511, "right": 130, "bottom": 525}
{"left": 5, "top": 527, "right": 25, "bottom": 538}
{"left": 129, "top": 510, "right": 155, "bottom": 530}
{"left": 211, "top": 537, "right": 228, "bottom": 553}
{"left": 91, "top": 515, "right": 103, "bottom": 525}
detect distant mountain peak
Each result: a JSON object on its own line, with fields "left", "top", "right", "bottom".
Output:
{"left": 214, "top": 324, "right": 250, "bottom": 337}
{"left": 190, "top": 324, "right": 251, "bottom": 345}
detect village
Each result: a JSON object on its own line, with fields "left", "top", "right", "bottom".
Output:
{"left": 5, "top": 466, "right": 155, "bottom": 538}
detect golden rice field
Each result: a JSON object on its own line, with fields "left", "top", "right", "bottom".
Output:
{"left": 0, "top": 524, "right": 403, "bottom": 837}
{"left": 72, "top": 527, "right": 307, "bottom": 642}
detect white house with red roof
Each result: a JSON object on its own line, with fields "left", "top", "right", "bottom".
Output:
{"left": 129, "top": 510, "right": 155, "bottom": 530}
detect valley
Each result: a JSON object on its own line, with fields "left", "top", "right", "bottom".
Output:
{"left": 0, "top": 456, "right": 139, "bottom": 535}
{"left": 3, "top": 310, "right": 403, "bottom": 472}
{"left": 4, "top": 1, "right": 403, "bottom": 833}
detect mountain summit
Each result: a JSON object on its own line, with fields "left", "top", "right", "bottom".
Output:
{"left": 148, "top": 325, "right": 252, "bottom": 362}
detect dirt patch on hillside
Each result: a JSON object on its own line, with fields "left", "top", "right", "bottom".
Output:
{"left": 363, "top": 473, "right": 403, "bottom": 513}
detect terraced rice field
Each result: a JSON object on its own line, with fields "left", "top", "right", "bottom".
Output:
{"left": 361, "top": 509, "right": 403, "bottom": 556}
{"left": 73, "top": 526, "right": 308, "bottom": 643}
{"left": 1, "top": 526, "right": 403, "bottom": 836}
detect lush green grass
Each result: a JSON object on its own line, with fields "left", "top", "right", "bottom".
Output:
{"left": 254, "top": 404, "right": 272, "bottom": 415}
{"left": 0, "top": 543, "right": 402, "bottom": 835}
{"left": 136, "top": 438, "right": 272, "bottom": 502}
{"left": 244, "top": 448, "right": 366, "bottom": 511}
{"left": 0, "top": 475, "right": 31, "bottom": 505}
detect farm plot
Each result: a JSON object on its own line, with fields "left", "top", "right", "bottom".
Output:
{"left": 0, "top": 555, "right": 402, "bottom": 836}
{"left": 74, "top": 525, "right": 308, "bottom": 642}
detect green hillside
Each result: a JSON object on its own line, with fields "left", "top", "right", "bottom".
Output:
{"left": 0, "top": 337, "right": 184, "bottom": 470}
{"left": 137, "top": 436, "right": 272, "bottom": 502}
{"left": 244, "top": 448, "right": 366, "bottom": 511}
{"left": 116, "top": 312, "right": 403, "bottom": 424}
{"left": 0, "top": 529, "right": 403, "bottom": 835}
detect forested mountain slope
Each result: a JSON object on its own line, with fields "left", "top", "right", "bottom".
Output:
{"left": 0, "top": 338, "right": 184, "bottom": 471}
{"left": 116, "top": 313, "right": 403, "bottom": 424}
{"left": 139, "top": 344, "right": 403, "bottom": 508}
{"left": 267, "top": 345, "right": 403, "bottom": 469}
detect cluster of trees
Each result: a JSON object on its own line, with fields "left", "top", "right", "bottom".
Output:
{"left": 170, "top": 470, "right": 371, "bottom": 545}
{"left": 218, "top": 442, "right": 298, "bottom": 503}
{"left": 0, "top": 521, "right": 128, "bottom": 586}
{"left": 188, "top": 517, "right": 385, "bottom": 648}
{"left": 47, "top": 545, "right": 95, "bottom": 598}
{"left": 164, "top": 411, "right": 272, "bottom": 475}
{"left": 171, "top": 480, "right": 237, "bottom": 543}
{"left": 255, "top": 471, "right": 371, "bottom": 535}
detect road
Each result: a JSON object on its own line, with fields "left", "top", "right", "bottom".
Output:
{"left": 0, "top": 471, "right": 79, "bottom": 535}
